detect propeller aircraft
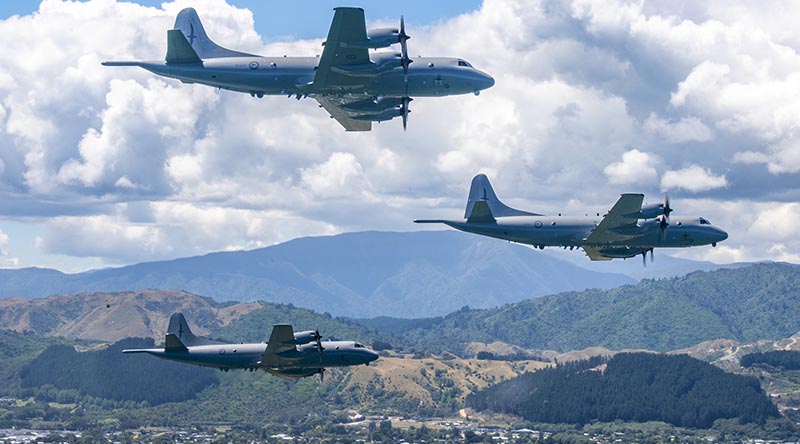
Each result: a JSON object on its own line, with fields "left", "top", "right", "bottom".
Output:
{"left": 123, "top": 313, "right": 379, "bottom": 381}
{"left": 415, "top": 174, "right": 728, "bottom": 264}
{"left": 103, "top": 7, "right": 495, "bottom": 131}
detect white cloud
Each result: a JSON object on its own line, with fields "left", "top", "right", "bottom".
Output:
{"left": 747, "top": 203, "right": 800, "bottom": 242}
{"left": 643, "top": 113, "right": 713, "bottom": 143}
{"left": 0, "top": 228, "right": 20, "bottom": 268}
{"left": 603, "top": 149, "right": 659, "bottom": 185}
{"left": 299, "top": 152, "right": 375, "bottom": 200}
{"left": 0, "top": 229, "right": 8, "bottom": 254}
{"left": 36, "top": 205, "right": 338, "bottom": 264}
{"left": 1, "top": 0, "right": 799, "bottom": 268}
{"left": 660, "top": 165, "right": 727, "bottom": 192}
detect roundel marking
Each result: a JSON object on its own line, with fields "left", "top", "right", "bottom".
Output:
{"left": 249, "top": 61, "right": 259, "bottom": 70}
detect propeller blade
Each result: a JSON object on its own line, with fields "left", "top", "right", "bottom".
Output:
{"left": 319, "top": 368, "right": 325, "bottom": 383}
{"left": 314, "top": 328, "right": 324, "bottom": 353}
{"left": 650, "top": 248, "right": 654, "bottom": 263}
{"left": 663, "top": 193, "right": 672, "bottom": 219}
{"left": 642, "top": 251, "right": 647, "bottom": 268}
{"left": 401, "top": 97, "right": 411, "bottom": 131}
{"left": 399, "top": 15, "right": 411, "bottom": 83}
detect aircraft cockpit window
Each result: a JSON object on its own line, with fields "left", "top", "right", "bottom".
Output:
{"left": 457, "top": 59, "right": 473, "bottom": 67}
{"left": 354, "top": 342, "right": 365, "bottom": 348}
{"left": 699, "top": 218, "right": 711, "bottom": 225}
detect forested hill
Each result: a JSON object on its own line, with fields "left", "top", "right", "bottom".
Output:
{"left": 388, "top": 263, "right": 800, "bottom": 353}
{"left": 467, "top": 353, "right": 780, "bottom": 428}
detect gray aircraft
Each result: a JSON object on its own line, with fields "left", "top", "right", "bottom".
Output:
{"left": 103, "top": 7, "right": 494, "bottom": 131}
{"left": 415, "top": 174, "right": 728, "bottom": 264}
{"left": 123, "top": 313, "right": 379, "bottom": 381}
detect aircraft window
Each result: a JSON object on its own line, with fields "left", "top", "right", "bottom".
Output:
{"left": 354, "top": 343, "right": 364, "bottom": 348}
{"left": 428, "top": 62, "right": 435, "bottom": 68}
{"left": 457, "top": 59, "right": 473, "bottom": 67}
{"left": 699, "top": 218, "right": 711, "bottom": 225}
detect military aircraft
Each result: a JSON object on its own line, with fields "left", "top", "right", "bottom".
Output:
{"left": 103, "top": 7, "right": 494, "bottom": 131}
{"left": 123, "top": 313, "right": 379, "bottom": 381}
{"left": 414, "top": 174, "right": 728, "bottom": 264}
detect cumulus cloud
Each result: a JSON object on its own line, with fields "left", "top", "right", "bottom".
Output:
{"left": 660, "top": 165, "right": 727, "bottom": 192}
{"left": 747, "top": 202, "right": 800, "bottom": 242}
{"left": 0, "top": 228, "right": 20, "bottom": 267}
{"left": 1, "top": 0, "right": 800, "bottom": 267}
{"left": 603, "top": 149, "right": 659, "bottom": 185}
{"left": 643, "top": 114, "right": 713, "bottom": 144}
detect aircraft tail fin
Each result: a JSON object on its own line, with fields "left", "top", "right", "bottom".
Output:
{"left": 167, "top": 312, "right": 220, "bottom": 347}
{"left": 164, "top": 333, "right": 188, "bottom": 352}
{"left": 172, "top": 8, "right": 256, "bottom": 59}
{"left": 464, "top": 174, "right": 541, "bottom": 220}
{"left": 165, "top": 30, "right": 202, "bottom": 64}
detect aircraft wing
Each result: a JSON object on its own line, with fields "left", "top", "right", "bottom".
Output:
{"left": 313, "top": 7, "right": 372, "bottom": 89}
{"left": 316, "top": 97, "right": 372, "bottom": 131}
{"left": 581, "top": 246, "right": 614, "bottom": 261}
{"left": 263, "top": 324, "right": 297, "bottom": 358}
{"left": 584, "top": 193, "right": 644, "bottom": 245}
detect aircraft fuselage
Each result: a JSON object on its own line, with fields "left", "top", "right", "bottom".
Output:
{"left": 131, "top": 340, "right": 378, "bottom": 371}
{"left": 131, "top": 55, "right": 493, "bottom": 98}
{"left": 438, "top": 215, "right": 728, "bottom": 257}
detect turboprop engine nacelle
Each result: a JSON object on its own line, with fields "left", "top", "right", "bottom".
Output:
{"left": 364, "top": 28, "right": 401, "bottom": 48}
{"left": 292, "top": 330, "right": 319, "bottom": 345}
{"left": 342, "top": 97, "right": 404, "bottom": 113}
{"left": 331, "top": 55, "right": 403, "bottom": 77}
{"left": 351, "top": 107, "right": 404, "bottom": 122}
{"left": 639, "top": 203, "right": 667, "bottom": 219}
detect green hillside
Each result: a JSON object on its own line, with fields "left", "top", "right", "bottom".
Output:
{"left": 0, "top": 330, "right": 81, "bottom": 394}
{"left": 467, "top": 353, "right": 780, "bottom": 428}
{"left": 211, "top": 302, "right": 382, "bottom": 345}
{"left": 390, "top": 263, "right": 800, "bottom": 353}
{"left": 20, "top": 338, "right": 218, "bottom": 405}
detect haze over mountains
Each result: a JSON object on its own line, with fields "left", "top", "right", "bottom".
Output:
{"left": 0, "top": 231, "right": 642, "bottom": 318}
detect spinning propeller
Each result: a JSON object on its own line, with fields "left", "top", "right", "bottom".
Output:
{"left": 399, "top": 16, "right": 411, "bottom": 83}
{"left": 401, "top": 97, "right": 412, "bottom": 130}
{"left": 314, "top": 328, "right": 324, "bottom": 382}
{"left": 658, "top": 193, "right": 672, "bottom": 241}
{"left": 642, "top": 194, "right": 671, "bottom": 267}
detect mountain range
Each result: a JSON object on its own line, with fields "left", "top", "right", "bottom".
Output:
{"left": 0, "top": 231, "right": 642, "bottom": 318}
{"left": 1, "top": 262, "right": 798, "bottom": 357}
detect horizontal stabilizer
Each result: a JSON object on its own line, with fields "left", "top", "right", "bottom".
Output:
{"left": 413, "top": 219, "right": 446, "bottom": 224}
{"left": 166, "top": 29, "right": 202, "bottom": 64}
{"left": 101, "top": 61, "right": 148, "bottom": 67}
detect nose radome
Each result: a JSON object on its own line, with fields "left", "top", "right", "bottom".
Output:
{"left": 483, "top": 72, "right": 495, "bottom": 89}
{"left": 718, "top": 229, "right": 728, "bottom": 242}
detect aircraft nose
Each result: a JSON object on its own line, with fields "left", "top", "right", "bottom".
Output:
{"left": 716, "top": 228, "right": 728, "bottom": 242}
{"left": 367, "top": 349, "right": 380, "bottom": 362}
{"left": 480, "top": 71, "right": 495, "bottom": 90}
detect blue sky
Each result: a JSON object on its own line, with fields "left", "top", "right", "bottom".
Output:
{"left": 1, "top": 0, "right": 799, "bottom": 271}
{"left": 0, "top": 0, "right": 483, "bottom": 40}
